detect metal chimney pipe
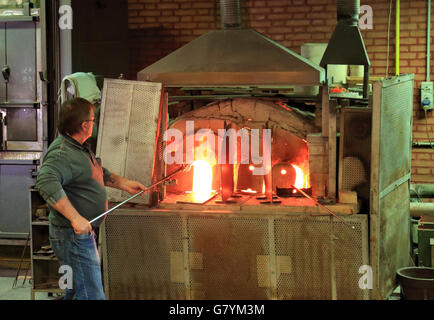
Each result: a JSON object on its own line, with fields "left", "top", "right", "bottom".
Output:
{"left": 220, "top": 0, "right": 242, "bottom": 29}
{"left": 337, "top": 0, "right": 360, "bottom": 26}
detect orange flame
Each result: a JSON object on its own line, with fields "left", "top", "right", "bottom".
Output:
{"left": 192, "top": 160, "right": 213, "bottom": 194}
{"left": 291, "top": 164, "right": 309, "bottom": 189}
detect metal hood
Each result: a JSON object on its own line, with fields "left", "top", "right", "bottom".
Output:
{"left": 138, "top": 29, "right": 325, "bottom": 87}
{"left": 138, "top": 0, "right": 324, "bottom": 87}
{"left": 320, "top": 0, "right": 371, "bottom": 98}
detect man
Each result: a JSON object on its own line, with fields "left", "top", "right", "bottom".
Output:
{"left": 35, "top": 97, "right": 146, "bottom": 300}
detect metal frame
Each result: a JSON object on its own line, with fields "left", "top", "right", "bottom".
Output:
{"left": 370, "top": 74, "right": 414, "bottom": 299}
{"left": 102, "top": 208, "right": 369, "bottom": 300}
{"left": 0, "top": 11, "right": 45, "bottom": 151}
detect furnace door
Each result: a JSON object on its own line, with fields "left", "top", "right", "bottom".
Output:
{"left": 370, "top": 74, "right": 413, "bottom": 300}
{"left": 96, "top": 79, "right": 165, "bottom": 205}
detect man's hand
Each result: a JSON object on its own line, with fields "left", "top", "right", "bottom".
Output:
{"left": 50, "top": 196, "right": 92, "bottom": 234}
{"left": 71, "top": 215, "right": 92, "bottom": 234}
{"left": 105, "top": 172, "right": 147, "bottom": 195}
{"left": 123, "top": 179, "right": 147, "bottom": 195}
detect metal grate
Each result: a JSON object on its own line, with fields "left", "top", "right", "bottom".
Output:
{"left": 274, "top": 215, "right": 368, "bottom": 300}
{"left": 187, "top": 216, "right": 271, "bottom": 299}
{"left": 275, "top": 217, "right": 332, "bottom": 299}
{"left": 379, "top": 81, "right": 413, "bottom": 190}
{"left": 370, "top": 75, "right": 413, "bottom": 299}
{"left": 103, "top": 213, "right": 185, "bottom": 300}
{"left": 97, "top": 79, "right": 163, "bottom": 204}
{"left": 342, "top": 156, "right": 367, "bottom": 191}
{"left": 339, "top": 108, "right": 371, "bottom": 193}
{"left": 103, "top": 211, "right": 369, "bottom": 300}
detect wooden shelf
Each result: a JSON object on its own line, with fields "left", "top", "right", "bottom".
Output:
{"left": 32, "top": 255, "right": 57, "bottom": 261}
{"left": 30, "top": 190, "right": 63, "bottom": 299}
{"left": 31, "top": 221, "right": 49, "bottom": 226}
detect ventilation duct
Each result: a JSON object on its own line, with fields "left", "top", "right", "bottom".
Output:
{"left": 220, "top": 0, "right": 242, "bottom": 29}
{"left": 320, "top": 0, "right": 370, "bottom": 98}
{"left": 138, "top": 1, "right": 325, "bottom": 87}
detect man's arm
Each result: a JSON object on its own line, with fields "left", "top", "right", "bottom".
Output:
{"left": 51, "top": 197, "right": 92, "bottom": 234}
{"left": 104, "top": 172, "right": 147, "bottom": 195}
{"left": 35, "top": 151, "right": 91, "bottom": 234}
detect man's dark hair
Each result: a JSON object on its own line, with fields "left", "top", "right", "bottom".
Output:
{"left": 58, "top": 98, "right": 95, "bottom": 135}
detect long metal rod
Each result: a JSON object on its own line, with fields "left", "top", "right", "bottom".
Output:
{"left": 89, "top": 165, "right": 189, "bottom": 225}
{"left": 427, "top": 0, "right": 431, "bottom": 81}
{"left": 12, "top": 232, "right": 30, "bottom": 288}
{"left": 290, "top": 184, "right": 354, "bottom": 229}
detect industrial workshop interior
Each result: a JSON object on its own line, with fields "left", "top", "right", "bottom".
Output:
{"left": 0, "top": 0, "right": 434, "bottom": 303}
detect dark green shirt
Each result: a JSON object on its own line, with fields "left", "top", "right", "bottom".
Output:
{"left": 35, "top": 134, "right": 112, "bottom": 227}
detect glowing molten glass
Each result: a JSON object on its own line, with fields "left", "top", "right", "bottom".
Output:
{"left": 192, "top": 160, "right": 213, "bottom": 200}
{"left": 291, "top": 164, "right": 309, "bottom": 189}
{"left": 241, "top": 188, "right": 257, "bottom": 194}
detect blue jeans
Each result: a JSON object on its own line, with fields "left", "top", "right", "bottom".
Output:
{"left": 49, "top": 224, "right": 105, "bottom": 300}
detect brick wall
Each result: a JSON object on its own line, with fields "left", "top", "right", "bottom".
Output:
{"left": 127, "top": 0, "right": 434, "bottom": 184}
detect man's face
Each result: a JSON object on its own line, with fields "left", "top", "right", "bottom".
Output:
{"left": 82, "top": 108, "right": 95, "bottom": 141}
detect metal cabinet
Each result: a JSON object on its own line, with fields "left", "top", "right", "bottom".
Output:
{"left": 0, "top": 154, "right": 41, "bottom": 238}
{"left": 2, "top": 21, "right": 37, "bottom": 103}
{"left": 0, "top": 10, "right": 46, "bottom": 240}
{"left": 0, "top": 17, "right": 43, "bottom": 151}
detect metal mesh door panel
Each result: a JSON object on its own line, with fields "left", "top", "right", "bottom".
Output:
{"left": 341, "top": 157, "right": 367, "bottom": 190}
{"left": 187, "top": 216, "right": 271, "bottom": 300}
{"left": 332, "top": 215, "right": 369, "bottom": 300}
{"left": 339, "top": 108, "right": 371, "bottom": 192}
{"left": 371, "top": 75, "right": 413, "bottom": 299}
{"left": 124, "top": 82, "right": 162, "bottom": 204}
{"left": 102, "top": 211, "right": 368, "bottom": 300}
{"left": 104, "top": 212, "right": 184, "bottom": 300}
{"left": 97, "top": 81, "right": 131, "bottom": 201}
{"left": 97, "top": 79, "right": 162, "bottom": 204}
{"left": 275, "top": 215, "right": 368, "bottom": 300}
{"left": 379, "top": 80, "right": 413, "bottom": 190}
{"left": 275, "top": 217, "right": 332, "bottom": 299}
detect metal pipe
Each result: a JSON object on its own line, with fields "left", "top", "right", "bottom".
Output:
{"left": 413, "top": 141, "right": 434, "bottom": 148}
{"left": 396, "top": 0, "right": 400, "bottom": 75}
{"left": 220, "top": 0, "right": 241, "bottom": 29}
{"left": 410, "top": 202, "right": 434, "bottom": 218}
{"left": 363, "top": 65, "right": 370, "bottom": 99}
{"left": 427, "top": 0, "right": 431, "bottom": 81}
{"left": 411, "top": 184, "right": 434, "bottom": 198}
{"left": 337, "top": 0, "right": 360, "bottom": 26}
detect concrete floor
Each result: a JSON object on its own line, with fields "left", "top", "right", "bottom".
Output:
{"left": 0, "top": 268, "right": 60, "bottom": 300}
{"left": 0, "top": 267, "right": 403, "bottom": 300}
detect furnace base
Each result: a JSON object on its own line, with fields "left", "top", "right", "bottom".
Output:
{"left": 158, "top": 192, "right": 360, "bottom": 215}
